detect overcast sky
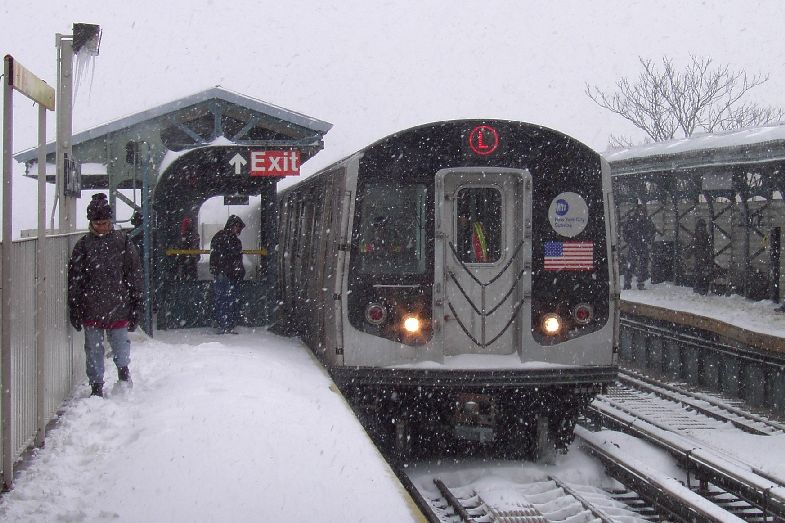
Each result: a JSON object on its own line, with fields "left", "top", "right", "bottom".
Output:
{"left": 3, "top": 1, "right": 785, "bottom": 229}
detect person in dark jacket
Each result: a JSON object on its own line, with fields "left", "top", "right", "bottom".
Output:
{"left": 693, "top": 218, "right": 712, "bottom": 295}
{"left": 68, "top": 193, "right": 144, "bottom": 397}
{"left": 210, "top": 215, "right": 246, "bottom": 334}
{"left": 623, "top": 203, "right": 656, "bottom": 290}
{"left": 176, "top": 215, "right": 200, "bottom": 281}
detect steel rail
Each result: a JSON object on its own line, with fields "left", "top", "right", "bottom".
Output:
{"left": 575, "top": 426, "right": 745, "bottom": 522}
{"left": 618, "top": 368, "right": 785, "bottom": 435}
{"left": 589, "top": 400, "right": 785, "bottom": 520}
{"left": 548, "top": 475, "right": 616, "bottom": 523}
{"left": 433, "top": 478, "right": 476, "bottom": 522}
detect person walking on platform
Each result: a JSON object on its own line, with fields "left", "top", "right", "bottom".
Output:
{"left": 623, "top": 203, "right": 656, "bottom": 290}
{"left": 68, "top": 193, "right": 144, "bottom": 397}
{"left": 210, "top": 215, "right": 246, "bottom": 334}
{"left": 693, "top": 218, "right": 712, "bottom": 295}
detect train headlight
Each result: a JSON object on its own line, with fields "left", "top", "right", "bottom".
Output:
{"left": 573, "top": 303, "right": 593, "bottom": 324}
{"left": 365, "top": 303, "right": 387, "bottom": 325}
{"left": 541, "top": 313, "right": 562, "bottom": 336}
{"left": 402, "top": 315, "right": 421, "bottom": 334}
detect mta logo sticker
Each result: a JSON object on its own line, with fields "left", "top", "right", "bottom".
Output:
{"left": 548, "top": 192, "right": 588, "bottom": 238}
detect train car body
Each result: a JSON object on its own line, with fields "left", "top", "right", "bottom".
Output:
{"left": 275, "top": 120, "right": 618, "bottom": 458}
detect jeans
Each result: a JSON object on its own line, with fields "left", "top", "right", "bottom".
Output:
{"left": 624, "top": 246, "right": 650, "bottom": 288}
{"left": 84, "top": 327, "right": 131, "bottom": 385}
{"left": 213, "top": 274, "right": 240, "bottom": 331}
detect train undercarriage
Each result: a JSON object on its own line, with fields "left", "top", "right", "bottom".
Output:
{"left": 333, "top": 366, "right": 614, "bottom": 462}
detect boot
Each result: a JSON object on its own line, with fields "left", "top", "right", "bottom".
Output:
{"left": 90, "top": 382, "right": 104, "bottom": 397}
{"left": 118, "top": 366, "right": 131, "bottom": 383}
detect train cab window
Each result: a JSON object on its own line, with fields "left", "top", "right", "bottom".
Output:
{"left": 355, "top": 182, "right": 428, "bottom": 275}
{"left": 455, "top": 187, "right": 502, "bottom": 263}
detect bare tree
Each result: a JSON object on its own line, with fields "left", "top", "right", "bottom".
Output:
{"left": 587, "top": 56, "right": 785, "bottom": 146}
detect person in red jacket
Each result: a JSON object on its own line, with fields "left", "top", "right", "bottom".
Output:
{"left": 68, "top": 193, "right": 143, "bottom": 397}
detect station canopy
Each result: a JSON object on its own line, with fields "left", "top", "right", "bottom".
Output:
{"left": 14, "top": 86, "right": 332, "bottom": 191}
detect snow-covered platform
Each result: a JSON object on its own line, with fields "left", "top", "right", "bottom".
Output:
{"left": 0, "top": 329, "right": 423, "bottom": 522}
{"left": 621, "top": 283, "right": 785, "bottom": 353}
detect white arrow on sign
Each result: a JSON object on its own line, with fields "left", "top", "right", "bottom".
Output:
{"left": 228, "top": 153, "right": 247, "bottom": 174}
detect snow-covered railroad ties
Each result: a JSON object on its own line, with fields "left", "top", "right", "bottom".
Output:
{"left": 425, "top": 474, "right": 657, "bottom": 522}
{"left": 409, "top": 470, "right": 667, "bottom": 522}
{"left": 405, "top": 455, "right": 731, "bottom": 522}
{"left": 587, "top": 370, "right": 785, "bottom": 522}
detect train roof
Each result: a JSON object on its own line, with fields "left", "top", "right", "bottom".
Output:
{"left": 278, "top": 119, "right": 601, "bottom": 195}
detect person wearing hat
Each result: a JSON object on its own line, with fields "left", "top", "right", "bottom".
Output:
{"left": 209, "top": 215, "right": 246, "bottom": 334}
{"left": 68, "top": 193, "right": 144, "bottom": 397}
{"left": 175, "top": 215, "right": 200, "bottom": 281}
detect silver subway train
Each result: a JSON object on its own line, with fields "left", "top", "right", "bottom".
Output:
{"left": 274, "top": 120, "right": 619, "bottom": 459}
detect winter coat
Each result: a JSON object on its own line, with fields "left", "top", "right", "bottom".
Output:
{"left": 694, "top": 220, "right": 712, "bottom": 267}
{"left": 68, "top": 229, "right": 144, "bottom": 328}
{"left": 176, "top": 229, "right": 200, "bottom": 280}
{"left": 209, "top": 229, "right": 245, "bottom": 281}
{"left": 623, "top": 211, "right": 656, "bottom": 250}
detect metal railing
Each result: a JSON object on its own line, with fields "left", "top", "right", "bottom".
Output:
{"left": 0, "top": 232, "right": 84, "bottom": 488}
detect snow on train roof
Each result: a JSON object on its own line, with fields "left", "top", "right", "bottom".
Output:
{"left": 605, "top": 122, "right": 785, "bottom": 164}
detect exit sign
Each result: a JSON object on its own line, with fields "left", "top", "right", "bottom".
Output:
{"left": 250, "top": 150, "right": 300, "bottom": 177}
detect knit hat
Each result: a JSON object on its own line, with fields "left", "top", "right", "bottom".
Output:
{"left": 181, "top": 216, "right": 193, "bottom": 235}
{"left": 87, "top": 193, "right": 112, "bottom": 221}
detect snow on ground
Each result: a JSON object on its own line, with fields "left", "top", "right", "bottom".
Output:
{"left": 2, "top": 285, "right": 785, "bottom": 521}
{"left": 0, "top": 329, "right": 418, "bottom": 523}
{"left": 622, "top": 282, "right": 785, "bottom": 338}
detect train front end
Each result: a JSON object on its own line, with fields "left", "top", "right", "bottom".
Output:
{"left": 334, "top": 120, "right": 618, "bottom": 457}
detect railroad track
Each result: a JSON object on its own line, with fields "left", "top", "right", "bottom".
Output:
{"left": 405, "top": 432, "right": 751, "bottom": 523}
{"left": 399, "top": 370, "right": 785, "bottom": 522}
{"left": 616, "top": 368, "right": 785, "bottom": 436}
{"left": 416, "top": 473, "right": 660, "bottom": 522}
{"left": 588, "top": 371, "right": 785, "bottom": 522}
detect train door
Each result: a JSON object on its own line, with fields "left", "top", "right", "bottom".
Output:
{"left": 435, "top": 168, "right": 532, "bottom": 356}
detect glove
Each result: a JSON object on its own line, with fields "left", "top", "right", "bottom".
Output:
{"left": 128, "top": 303, "right": 143, "bottom": 332}
{"left": 69, "top": 308, "right": 82, "bottom": 332}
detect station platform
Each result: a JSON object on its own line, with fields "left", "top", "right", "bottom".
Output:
{"left": 619, "top": 283, "right": 785, "bottom": 415}
{"left": 0, "top": 329, "right": 423, "bottom": 522}
{"left": 620, "top": 283, "right": 785, "bottom": 353}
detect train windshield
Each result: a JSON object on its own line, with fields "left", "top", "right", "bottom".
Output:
{"left": 355, "top": 181, "right": 429, "bottom": 275}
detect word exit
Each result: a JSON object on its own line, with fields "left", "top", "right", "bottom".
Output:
{"left": 228, "top": 150, "right": 301, "bottom": 177}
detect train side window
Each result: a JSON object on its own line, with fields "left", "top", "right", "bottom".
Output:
{"left": 455, "top": 187, "right": 502, "bottom": 263}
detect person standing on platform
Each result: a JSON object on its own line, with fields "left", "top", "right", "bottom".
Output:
{"left": 209, "top": 215, "right": 246, "bottom": 334}
{"left": 176, "top": 215, "right": 200, "bottom": 281}
{"left": 68, "top": 193, "right": 144, "bottom": 397}
{"left": 693, "top": 218, "right": 712, "bottom": 295}
{"left": 623, "top": 203, "right": 656, "bottom": 290}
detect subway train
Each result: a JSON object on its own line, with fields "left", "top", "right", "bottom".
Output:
{"left": 274, "top": 120, "right": 619, "bottom": 459}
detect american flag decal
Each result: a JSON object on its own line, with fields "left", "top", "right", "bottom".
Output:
{"left": 544, "top": 241, "right": 594, "bottom": 271}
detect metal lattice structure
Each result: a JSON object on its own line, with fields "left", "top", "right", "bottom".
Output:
{"left": 608, "top": 125, "right": 785, "bottom": 301}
